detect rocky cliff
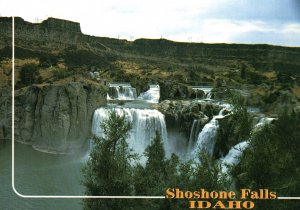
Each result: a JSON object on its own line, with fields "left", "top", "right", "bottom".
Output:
{"left": 0, "top": 17, "right": 82, "bottom": 46}
{"left": 153, "top": 100, "right": 221, "bottom": 137}
{"left": 12, "top": 82, "right": 106, "bottom": 153}
{"left": 1, "top": 17, "right": 299, "bottom": 75}
{"left": 0, "top": 89, "right": 11, "bottom": 142}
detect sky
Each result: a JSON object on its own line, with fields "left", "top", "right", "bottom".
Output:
{"left": 1, "top": 0, "right": 300, "bottom": 46}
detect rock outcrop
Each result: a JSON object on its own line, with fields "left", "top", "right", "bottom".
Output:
{"left": 0, "top": 17, "right": 82, "bottom": 46}
{"left": 13, "top": 82, "right": 106, "bottom": 153}
{"left": 0, "top": 89, "right": 11, "bottom": 142}
{"left": 160, "top": 83, "right": 205, "bottom": 100}
{"left": 153, "top": 100, "right": 221, "bottom": 137}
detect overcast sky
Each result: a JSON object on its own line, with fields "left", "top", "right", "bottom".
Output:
{"left": 1, "top": 0, "right": 300, "bottom": 46}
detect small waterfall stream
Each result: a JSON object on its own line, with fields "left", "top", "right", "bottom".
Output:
{"left": 107, "top": 83, "right": 137, "bottom": 100}
{"left": 221, "top": 141, "right": 249, "bottom": 173}
{"left": 107, "top": 83, "right": 160, "bottom": 103}
{"left": 187, "top": 119, "right": 203, "bottom": 151}
{"left": 138, "top": 84, "right": 160, "bottom": 103}
{"left": 191, "top": 104, "right": 231, "bottom": 157}
{"left": 192, "top": 86, "right": 213, "bottom": 100}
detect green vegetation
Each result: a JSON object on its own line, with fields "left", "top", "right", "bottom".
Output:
{"left": 214, "top": 93, "right": 253, "bottom": 158}
{"left": 231, "top": 112, "right": 300, "bottom": 210}
{"left": 133, "top": 131, "right": 179, "bottom": 209}
{"left": 81, "top": 95, "right": 300, "bottom": 210}
{"left": 39, "top": 55, "right": 59, "bottom": 67}
{"left": 83, "top": 112, "right": 231, "bottom": 210}
{"left": 82, "top": 110, "right": 134, "bottom": 210}
{"left": 19, "top": 63, "right": 41, "bottom": 85}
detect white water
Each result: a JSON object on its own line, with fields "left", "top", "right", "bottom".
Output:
{"left": 107, "top": 83, "right": 137, "bottom": 100}
{"left": 254, "top": 117, "right": 276, "bottom": 130}
{"left": 192, "top": 104, "right": 231, "bottom": 157}
{"left": 188, "top": 119, "right": 202, "bottom": 151}
{"left": 138, "top": 84, "right": 160, "bottom": 103}
{"left": 221, "top": 141, "right": 249, "bottom": 173}
{"left": 192, "top": 86, "right": 212, "bottom": 100}
{"left": 92, "top": 107, "right": 168, "bottom": 159}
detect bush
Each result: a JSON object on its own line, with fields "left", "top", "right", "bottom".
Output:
{"left": 231, "top": 112, "right": 300, "bottom": 210}
{"left": 19, "top": 63, "right": 40, "bottom": 85}
{"left": 82, "top": 110, "right": 134, "bottom": 210}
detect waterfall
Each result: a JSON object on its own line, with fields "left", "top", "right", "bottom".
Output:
{"left": 187, "top": 119, "right": 202, "bottom": 151}
{"left": 192, "top": 104, "right": 231, "bottom": 157}
{"left": 92, "top": 107, "right": 168, "bottom": 157}
{"left": 254, "top": 117, "right": 276, "bottom": 130}
{"left": 191, "top": 86, "right": 212, "bottom": 100}
{"left": 82, "top": 139, "right": 93, "bottom": 162}
{"left": 107, "top": 83, "right": 137, "bottom": 100}
{"left": 193, "top": 118, "right": 219, "bottom": 156}
{"left": 221, "top": 141, "right": 249, "bottom": 173}
{"left": 220, "top": 116, "right": 275, "bottom": 172}
{"left": 206, "top": 91, "right": 212, "bottom": 100}
{"left": 138, "top": 84, "right": 160, "bottom": 103}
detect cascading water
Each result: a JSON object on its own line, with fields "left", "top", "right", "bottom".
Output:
{"left": 192, "top": 118, "right": 219, "bottom": 156}
{"left": 206, "top": 91, "right": 212, "bottom": 100}
{"left": 92, "top": 107, "right": 168, "bottom": 159}
{"left": 219, "top": 116, "right": 275, "bottom": 172}
{"left": 138, "top": 84, "right": 160, "bottom": 103}
{"left": 221, "top": 141, "right": 249, "bottom": 173}
{"left": 191, "top": 104, "right": 231, "bottom": 157}
{"left": 254, "top": 117, "right": 276, "bottom": 130}
{"left": 187, "top": 119, "right": 202, "bottom": 151}
{"left": 107, "top": 83, "right": 137, "bottom": 100}
{"left": 192, "top": 86, "right": 212, "bottom": 100}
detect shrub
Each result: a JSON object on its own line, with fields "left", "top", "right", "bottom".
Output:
{"left": 19, "top": 63, "right": 40, "bottom": 85}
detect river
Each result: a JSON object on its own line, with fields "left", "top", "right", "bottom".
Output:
{"left": 0, "top": 141, "right": 88, "bottom": 210}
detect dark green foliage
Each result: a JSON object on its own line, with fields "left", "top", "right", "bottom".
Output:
{"left": 133, "top": 133, "right": 231, "bottom": 210}
{"left": 214, "top": 93, "right": 253, "bottom": 158}
{"left": 133, "top": 131, "right": 178, "bottom": 209}
{"left": 167, "top": 152, "right": 232, "bottom": 210}
{"left": 180, "top": 152, "right": 231, "bottom": 192}
{"left": 52, "top": 68, "right": 77, "bottom": 80}
{"left": 19, "top": 63, "right": 40, "bottom": 84}
{"left": 82, "top": 110, "right": 134, "bottom": 210}
{"left": 245, "top": 70, "right": 266, "bottom": 85}
{"left": 276, "top": 72, "right": 294, "bottom": 83}
{"left": 231, "top": 112, "right": 300, "bottom": 210}
{"left": 82, "top": 112, "right": 235, "bottom": 210}
{"left": 64, "top": 49, "right": 116, "bottom": 68}
{"left": 241, "top": 64, "right": 246, "bottom": 79}
{"left": 193, "top": 152, "right": 231, "bottom": 190}
{"left": 39, "top": 55, "right": 59, "bottom": 67}
{"left": 0, "top": 46, "right": 12, "bottom": 60}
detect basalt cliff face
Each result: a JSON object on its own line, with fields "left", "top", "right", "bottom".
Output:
{"left": 0, "top": 17, "right": 81, "bottom": 46}
{"left": 0, "top": 82, "right": 106, "bottom": 153}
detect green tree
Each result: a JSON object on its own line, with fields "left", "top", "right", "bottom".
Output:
{"left": 215, "top": 92, "right": 253, "bottom": 158}
{"left": 231, "top": 112, "right": 300, "bottom": 210}
{"left": 176, "top": 152, "right": 231, "bottom": 194}
{"left": 167, "top": 152, "right": 232, "bottom": 210}
{"left": 82, "top": 110, "right": 134, "bottom": 210}
{"left": 133, "top": 131, "right": 179, "bottom": 209}
{"left": 19, "top": 63, "right": 40, "bottom": 84}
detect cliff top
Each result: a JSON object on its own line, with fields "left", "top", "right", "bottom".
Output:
{"left": 1, "top": 16, "right": 300, "bottom": 49}
{"left": 0, "top": 16, "right": 81, "bottom": 33}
